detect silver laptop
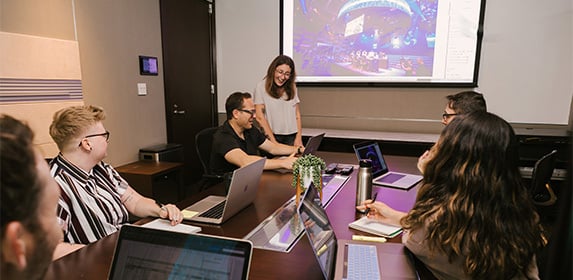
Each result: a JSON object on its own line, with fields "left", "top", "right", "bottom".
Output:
{"left": 297, "top": 183, "right": 418, "bottom": 280}
{"left": 353, "top": 142, "right": 422, "bottom": 190}
{"left": 108, "top": 225, "right": 253, "bottom": 280}
{"left": 274, "top": 133, "right": 325, "bottom": 173}
{"left": 184, "top": 158, "right": 265, "bottom": 224}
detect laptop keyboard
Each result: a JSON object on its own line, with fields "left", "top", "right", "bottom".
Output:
{"left": 198, "top": 200, "right": 226, "bottom": 219}
{"left": 346, "top": 244, "right": 380, "bottom": 280}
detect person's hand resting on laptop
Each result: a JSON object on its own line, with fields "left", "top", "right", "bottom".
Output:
{"left": 356, "top": 200, "right": 406, "bottom": 227}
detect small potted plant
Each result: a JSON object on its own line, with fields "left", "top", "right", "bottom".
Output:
{"left": 292, "top": 154, "right": 326, "bottom": 203}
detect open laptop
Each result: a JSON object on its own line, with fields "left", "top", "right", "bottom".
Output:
{"left": 108, "top": 225, "right": 253, "bottom": 280}
{"left": 184, "top": 157, "right": 265, "bottom": 224}
{"left": 297, "top": 183, "right": 418, "bottom": 280}
{"left": 353, "top": 141, "right": 422, "bottom": 190}
{"left": 274, "top": 133, "right": 325, "bottom": 173}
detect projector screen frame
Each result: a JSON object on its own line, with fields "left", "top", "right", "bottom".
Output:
{"left": 280, "top": 0, "right": 487, "bottom": 88}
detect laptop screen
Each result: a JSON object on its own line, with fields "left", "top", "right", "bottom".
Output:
{"left": 353, "top": 142, "right": 389, "bottom": 177}
{"left": 302, "top": 133, "right": 325, "bottom": 156}
{"left": 109, "top": 225, "right": 253, "bottom": 280}
{"left": 297, "top": 183, "right": 337, "bottom": 280}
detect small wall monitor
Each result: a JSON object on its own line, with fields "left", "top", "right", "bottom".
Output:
{"left": 139, "top": 55, "right": 158, "bottom": 76}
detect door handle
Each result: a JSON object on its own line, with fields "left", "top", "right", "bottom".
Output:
{"left": 173, "top": 110, "right": 186, "bottom": 114}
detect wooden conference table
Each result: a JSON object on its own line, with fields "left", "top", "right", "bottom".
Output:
{"left": 44, "top": 151, "right": 424, "bottom": 280}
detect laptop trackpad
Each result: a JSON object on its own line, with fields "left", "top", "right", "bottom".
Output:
{"left": 379, "top": 173, "right": 405, "bottom": 184}
{"left": 185, "top": 195, "right": 225, "bottom": 213}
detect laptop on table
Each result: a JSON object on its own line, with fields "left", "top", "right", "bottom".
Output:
{"left": 274, "top": 133, "right": 325, "bottom": 173}
{"left": 184, "top": 158, "right": 265, "bottom": 224}
{"left": 108, "top": 225, "right": 253, "bottom": 280}
{"left": 297, "top": 183, "right": 418, "bottom": 280}
{"left": 353, "top": 141, "right": 422, "bottom": 190}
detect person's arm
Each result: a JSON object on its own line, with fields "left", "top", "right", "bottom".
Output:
{"left": 356, "top": 200, "right": 406, "bottom": 227}
{"left": 120, "top": 186, "right": 182, "bottom": 225}
{"left": 293, "top": 103, "right": 303, "bottom": 147}
{"left": 224, "top": 147, "right": 297, "bottom": 170}
{"left": 259, "top": 138, "right": 298, "bottom": 156}
{"left": 255, "top": 103, "right": 277, "bottom": 143}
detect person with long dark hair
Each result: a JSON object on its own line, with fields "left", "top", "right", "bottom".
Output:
{"left": 358, "top": 112, "right": 545, "bottom": 279}
{"left": 253, "top": 55, "right": 303, "bottom": 147}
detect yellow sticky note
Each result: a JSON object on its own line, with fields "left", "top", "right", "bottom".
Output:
{"left": 182, "top": 210, "right": 199, "bottom": 219}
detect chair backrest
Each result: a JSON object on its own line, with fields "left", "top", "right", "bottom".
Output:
{"left": 530, "top": 150, "right": 558, "bottom": 202}
{"left": 195, "top": 127, "right": 219, "bottom": 175}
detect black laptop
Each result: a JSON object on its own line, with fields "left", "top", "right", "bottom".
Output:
{"left": 108, "top": 225, "right": 253, "bottom": 280}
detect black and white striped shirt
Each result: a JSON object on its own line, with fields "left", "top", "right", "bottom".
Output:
{"left": 50, "top": 154, "right": 129, "bottom": 244}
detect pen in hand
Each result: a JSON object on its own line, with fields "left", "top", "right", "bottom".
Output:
{"left": 365, "top": 192, "right": 378, "bottom": 215}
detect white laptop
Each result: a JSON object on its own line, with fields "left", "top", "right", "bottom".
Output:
{"left": 184, "top": 158, "right": 265, "bottom": 224}
{"left": 353, "top": 142, "right": 422, "bottom": 190}
{"left": 297, "top": 183, "right": 418, "bottom": 280}
{"left": 108, "top": 225, "right": 253, "bottom": 280}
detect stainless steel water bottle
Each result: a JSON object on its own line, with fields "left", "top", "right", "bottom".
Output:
{"left": 356, "top": 159, "right": 373, "bottom": 213}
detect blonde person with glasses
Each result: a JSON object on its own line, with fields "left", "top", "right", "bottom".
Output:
{"left": 253, "top": 55, "right": 303, "bottom": 148}
{"left": 48, "top": 105, "right": 182, "bottom": 258}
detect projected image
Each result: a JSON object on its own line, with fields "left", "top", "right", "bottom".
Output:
{"left": 282, "top": 0, "right": 484, "bottom": 85}
{"left": 294, "top": 0, "right": 436, "bottom": 78}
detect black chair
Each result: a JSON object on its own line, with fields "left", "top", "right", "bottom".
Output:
{"left": 195, "top": 127, "right": 224, "bottom": 190}
{"left": 530, "top": 150, "right": 558, "bottom": 206}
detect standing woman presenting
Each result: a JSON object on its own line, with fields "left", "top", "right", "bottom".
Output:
{"left": 253, "top": 55, "right": 303, "bottom": 147}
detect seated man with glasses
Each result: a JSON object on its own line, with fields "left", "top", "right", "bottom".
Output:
{"left": 441, "top": 90, "right": 487, "bottom": 125}
{"left": 419, "top": 91, "right": 488, "bottom": 173}
{"left": 210, "top": 92, "right": 303, "bottom": 176}
{"left": 48, "top": 105, "right": 183, "bottom": 258}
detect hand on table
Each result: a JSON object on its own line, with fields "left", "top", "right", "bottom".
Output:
{"left": 159, "top": 204, "right": 183, "bottom": 225}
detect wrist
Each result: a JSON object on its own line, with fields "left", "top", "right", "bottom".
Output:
{"left": 155, "top": 200, "right": 166, "bottom": 217}
{"left": 297, "top": 146, "right": 302, "bottom": 154}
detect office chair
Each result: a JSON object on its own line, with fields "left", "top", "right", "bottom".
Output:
{"left": 530, "top": 150, "right": 558, "bottom": 206}
{"left": 195, "top": 127, "right": 224, "bottom": 191}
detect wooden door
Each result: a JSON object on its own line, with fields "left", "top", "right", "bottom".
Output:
{"left": 160, "top": 0, "right": 217, "bottom": 186}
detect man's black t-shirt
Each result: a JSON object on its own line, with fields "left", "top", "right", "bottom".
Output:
{"left": 210, "top": 121, "right": 266, "bottom": 175}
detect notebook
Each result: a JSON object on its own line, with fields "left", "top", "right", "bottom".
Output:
{"left": 108, "top": 225, "right": 253, "bottom": 280}
{"left": 297, "top": 183, "right": 418, "bottom": 280}
{"left": 184, "top": 157, "right": 265, "bottom": 224}
{"left": 353, "top": 142, "right": 422, "bottom": 190}
{"left": 274, "top": 133, "right": 325, "bottom": 173}
{"left": 348, "top": 216, "right": 403, "bottom": 238}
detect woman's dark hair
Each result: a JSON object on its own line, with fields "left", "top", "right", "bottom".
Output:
{"left": 1, "top": 115, "right": 42, "bottom": 236}
{"left": 402, "top": 112, "right": 544, "bottom": 279}
{"left": 264, "top": 55, "right": 297, "bottom": 100}
{"left": 225, "top": 91, "right": 252, "bottom": 120}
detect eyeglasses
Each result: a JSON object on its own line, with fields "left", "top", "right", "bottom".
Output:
{"left": 238, "top": 109, "right": 256, "bottom": 117}
{"left": 79, "top": 131, "right": 110, "bottom": 146}
{"left": 275, "top": 69, "right": 291, "bottom": 78}
{"left": 442, "top": 113, "right": 458, "bottom": 120}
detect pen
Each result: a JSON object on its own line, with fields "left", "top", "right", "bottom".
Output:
{"left": 365, "top": 192, "right": 378, "bottom": 214}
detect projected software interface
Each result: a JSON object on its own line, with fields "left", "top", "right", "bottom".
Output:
{"left": 282, "top": 0, "right": 484, "bottom": 85}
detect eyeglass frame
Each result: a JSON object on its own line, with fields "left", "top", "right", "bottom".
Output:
{"left": 442, "top": 113, "right": 458, "bottom": 120}
{"left": 78, "top": 131, "right": 110, "bottom": 146}
{"left": 275, "top": 69, "right": 291, "bottom": 78}
{"left": 237, "top": 109, "right": 256, "bottom": 117}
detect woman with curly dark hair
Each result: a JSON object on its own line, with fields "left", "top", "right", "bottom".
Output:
{"left": 358, "top": 112, "right": 545, "bottom": 279}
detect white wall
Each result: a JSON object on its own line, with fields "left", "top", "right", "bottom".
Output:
{"left": 216, "top": 0, "right": 573, "bottom": 127}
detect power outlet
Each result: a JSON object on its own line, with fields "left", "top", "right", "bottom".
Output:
{"left": 137, "top": 83, "right": 147, "bottom": 96}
